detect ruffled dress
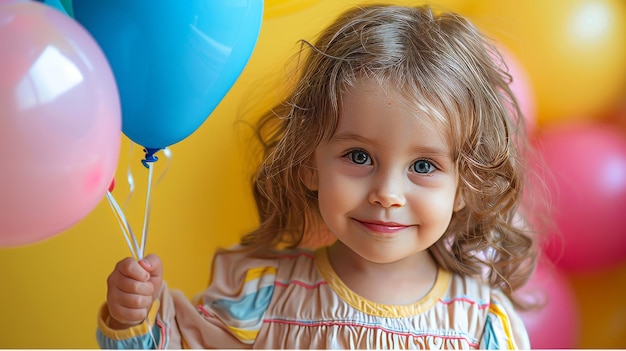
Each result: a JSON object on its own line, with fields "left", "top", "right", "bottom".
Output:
{"left": 97, "top": 247, "right": 529, "bottom": 349}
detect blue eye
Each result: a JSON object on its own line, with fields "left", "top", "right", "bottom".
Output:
{"left": 412, "top": 159, "right": 435, "bottom": 174}
{"left": 348, "top": 150, "right": 371, "bottom": 165}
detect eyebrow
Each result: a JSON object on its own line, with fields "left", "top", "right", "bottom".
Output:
{"left": 330, "top": 132, "right": 370, "bottom": 144}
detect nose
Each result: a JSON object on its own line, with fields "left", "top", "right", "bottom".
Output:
{"left": 368, "top": 171, "right": 406, "bottom": 208}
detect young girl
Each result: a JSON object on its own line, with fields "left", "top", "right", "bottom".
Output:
{"left": 98, "top": 4, "right": 540, "bottom": 349}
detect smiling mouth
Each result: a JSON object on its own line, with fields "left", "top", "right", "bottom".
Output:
{"left": 354, "top": 219, "right": 411, "bottom": 234}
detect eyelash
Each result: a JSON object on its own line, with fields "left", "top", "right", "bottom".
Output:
{"left": 343, "top": 149, "right": 439, "bottom": 174}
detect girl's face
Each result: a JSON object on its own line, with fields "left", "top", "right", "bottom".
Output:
{"left": 303, "top": 79, "right": 464, "bottom": 265}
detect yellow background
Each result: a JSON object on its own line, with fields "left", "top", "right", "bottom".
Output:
{"left": 1, "top": 0, "right": 625, "bottom": 348}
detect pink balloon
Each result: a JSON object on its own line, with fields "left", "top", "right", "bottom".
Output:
{"left": 518, "top": 262, "right": 580, "bottom": 348}
{"left": 0, "top": 1, "right": 121, "bottom": 247}
{"left": 536, "top": 123, "right": 626, "bottom": 272}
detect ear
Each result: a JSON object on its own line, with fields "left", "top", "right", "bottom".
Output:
{"left": 453, "top": 187, "right": 466, "bottom": 212}
{"left": 299, "top": 158, "right": 319, "bottom": 191}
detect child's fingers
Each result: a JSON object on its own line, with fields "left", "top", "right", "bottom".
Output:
{"left": 108, "top": 287, "right": 154, "bottom": 310}
{"left": 107, "top": 282, "right": 153, "bottom": 325}
{"left": 113, "top": 276, "right": 156, "bottom": 296}
{"left": 115, "top": 257, "right": 150, "bottom": 281}
{"left": 106, "top": 257, "right": 159, "bottom": 328}
{"left": 139, "top": 254, "right": 162, "bottom": 278}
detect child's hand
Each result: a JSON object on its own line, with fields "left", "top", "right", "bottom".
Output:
{"left": 105, "top": 254, "right": 163, "bottom": 329}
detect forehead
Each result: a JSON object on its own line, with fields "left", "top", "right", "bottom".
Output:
{"left": 338, "top": 78, "right": 451, "bottom": 142}
{"left": 332, "top": 79, "right": 454, "bottom": 159}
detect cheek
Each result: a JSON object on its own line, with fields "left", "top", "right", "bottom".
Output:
{"left": 410, "top": 188, "right": 457, "bottom": 225}
{"left": 317, "top": 173, "right": 362, "bottom": 214}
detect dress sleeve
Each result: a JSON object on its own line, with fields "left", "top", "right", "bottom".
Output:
{"left": 192, "top": 249, "right": 279, "bottom": 345}
{"left": 147, "top": 251, "right": 278, "bottom": 349}
{"left": 96, "top": 249, "right": 279, "bottom": 349}
{"left": 95, "top": 300, "right": 161, "bottom": 349}
{"left": 479, "top": 290, "right": 531, "bottom": 350}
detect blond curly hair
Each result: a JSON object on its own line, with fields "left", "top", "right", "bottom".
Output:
{"left": 241, "top": 4, "right": 543, "bottom": 309}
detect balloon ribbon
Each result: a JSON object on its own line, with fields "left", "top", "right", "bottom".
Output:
{"left": 105, "top": 147, "right": 171, "bottom": 259}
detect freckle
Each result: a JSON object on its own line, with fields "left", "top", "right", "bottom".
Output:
{"left": 386, "top": 101, "right": 392, "bottom": 106}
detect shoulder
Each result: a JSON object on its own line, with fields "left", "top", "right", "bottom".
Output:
{"left": 191, "top": 246, "right": 315, "bottom": 344}
{"left": 443, "top": 273, "right": 530, "bottom": 349}
{"left": 439, "top": 272, "right": 493, "bottom": 314}
{"left": 208, "top": 247, "right": 279, "bottom": 289}
{"left": 199, "top": 247, "right": 316, "bottom": 319}
{"left": 207, "top": 246, "right": 317, "bottom": 289}
{"left": 482, "top": 288, "right": 530, "bottom": 349}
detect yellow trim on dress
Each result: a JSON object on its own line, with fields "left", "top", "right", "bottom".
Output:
{"left": 314, "top": 247, "right": 451, "bottom": 318}
{"left": 232, "top": 266, "right": 277, "bottom": 295}
{"left": 488, "top": 303, "right": 516, "bottom": 349}
{"left": 97, "top": 300, "right": 160, "bottom": 340}
{"left": 244, "top": 266, "right": 277, "bottom": 283}
{"left": 226, "top": 325, "right": 260, "bottom": 342}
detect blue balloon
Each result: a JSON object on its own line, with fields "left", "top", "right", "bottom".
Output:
{"left": 73, "top": 1, "right": 263, "bottom": 150}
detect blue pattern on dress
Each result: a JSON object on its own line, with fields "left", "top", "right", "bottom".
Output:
{"left": 212, "top": 285, "right": 274, "bottom": 321}
{"left": 481, "top": 314, "right": 500, "bottom": 349}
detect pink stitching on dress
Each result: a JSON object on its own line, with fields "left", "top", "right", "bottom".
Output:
{"left": 438, "top": 297, "right": 490, "bottom": 309}
{"left": 197, "top": 305, "right": 212, "bottom": 317}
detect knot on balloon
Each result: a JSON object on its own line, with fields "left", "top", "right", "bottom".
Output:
{"left": 142, "top": 148, "right": 161, "bottom": 168}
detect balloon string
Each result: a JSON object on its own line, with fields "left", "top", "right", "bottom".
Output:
{"left": 109, "top": 146, "right": 172, "bottom": 259}
{"left": 138, "top": 149, "right": 168, "bottom": 346}
{"left": 139, "top": 161, "right": 155, "bottom": 259}
{"left": 107, "top": 188, "right": 157, "bottom": 347}
{"left": 138, "top": 147, "right": 171, "bottom": 258}
{"left": 146, "top": 317, "right": 157, "bottom": 349}
{"left": 107, "top": 146, "right": 172, "bottom": 262}
{"left": 107, "top": 147, "right": 168, "bottom": 346}
{"left": 105, "top": 191, "right": 140, "bottom": 259}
